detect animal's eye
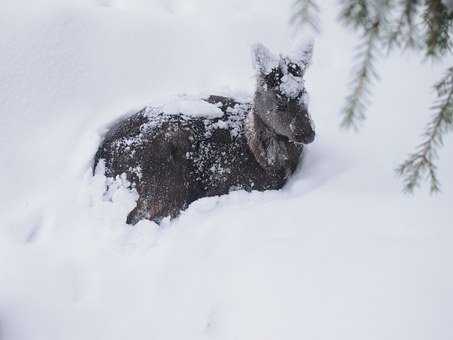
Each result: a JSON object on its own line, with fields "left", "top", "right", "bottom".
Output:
{"left": 265, "top": 68, "right": 283, "bottom": 88}
{"left": 277, "top": 101, "right": 287, "bottom": 111}
{"left": 288, "top": 63, "right": 302, "bottom": 77}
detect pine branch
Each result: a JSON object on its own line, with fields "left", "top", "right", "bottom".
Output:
{"left": 424, "top": 0, "right": 453, "bottom": 57}
{"left": 341, "top": 20, "right": 381, "bottom": 129}
{"left": 387, "top": 0, "right": 423, "bottom": 50}
{"left": 290, "top": 0, "right": 321, "bottom": 32}
{"left": 339, "top": 0, "right": 371, "bottom": 29}
{"left": 397, "top": 66, "right": 453, "bottom": 193}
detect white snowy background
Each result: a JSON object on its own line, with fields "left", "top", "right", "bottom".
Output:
{"left": 1, "top": 0, "right": 452, "bottom": 339}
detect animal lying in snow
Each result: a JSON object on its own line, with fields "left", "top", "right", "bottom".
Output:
{"left": 93, "top": 43, "right": 316, "bottom": 224}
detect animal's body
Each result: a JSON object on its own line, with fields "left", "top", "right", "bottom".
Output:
{"left": 94, "top": 44, "right": 315, "bottom": 224}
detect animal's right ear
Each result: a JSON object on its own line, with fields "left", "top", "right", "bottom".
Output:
{"left": 252, "top": 43, "right": 278, "bottom": 75}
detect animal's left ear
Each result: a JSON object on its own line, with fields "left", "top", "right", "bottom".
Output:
{"left": 290, "top": 41, "right": 314, "bottom": 75}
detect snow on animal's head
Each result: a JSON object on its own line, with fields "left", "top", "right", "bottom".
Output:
{"left": 251, "top": 43, "right": 315, "bottom": 145}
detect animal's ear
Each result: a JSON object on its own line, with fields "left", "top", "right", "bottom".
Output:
{"left": 252, "top": 43, "right": 278, "bottom": 75}
{"left": 290, "top": 41, "right": 314, "bottom": 75}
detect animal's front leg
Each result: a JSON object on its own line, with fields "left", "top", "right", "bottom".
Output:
{"left": 126, "top": 164, "right": 189, "bottom": 225}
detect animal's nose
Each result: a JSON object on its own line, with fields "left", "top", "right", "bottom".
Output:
{"left": 304, "top": 130, "right": 315, "bottom": 144}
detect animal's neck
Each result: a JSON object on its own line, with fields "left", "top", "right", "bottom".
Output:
{"left": 245, "top": 108, "right": 293, "bottom": 177}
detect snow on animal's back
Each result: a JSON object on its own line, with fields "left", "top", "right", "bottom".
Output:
{"left": 144, "top": 95, "right": 251, "bottom": 139}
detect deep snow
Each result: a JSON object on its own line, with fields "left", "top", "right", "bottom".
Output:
{"left": 0, "top": 1, "right": 452, "bottom": 340}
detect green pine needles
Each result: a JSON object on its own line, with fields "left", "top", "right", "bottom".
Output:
{"left": 292, "top": 0, "right": 453, "bottom": 193}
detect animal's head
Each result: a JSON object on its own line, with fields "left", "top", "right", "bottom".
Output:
{"left": 252, "top": 43, "right": 315, "bottom": 144}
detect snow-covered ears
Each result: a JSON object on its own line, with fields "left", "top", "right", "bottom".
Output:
{"left": 252, "top": 42, "right": 313, "bottom": 77}
{"left": 252, "top": 43, "right": 278, "bottom": 75}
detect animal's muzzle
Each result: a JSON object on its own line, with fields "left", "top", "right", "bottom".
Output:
{"left": 303, "top": 130, "right": 315, "bottom": 144}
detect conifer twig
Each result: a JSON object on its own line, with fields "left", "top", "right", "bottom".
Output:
{"left": 387, "top": 0, "right": 422, "bottom": 50}
{"left": 397, "top": 67, "right": 453, "bottom": 193}
{"left": 290, "top": 0, "right": 321, "bottom": 33}
{"left": 341, "top": 20, "right": 380, "bottom": 129}
{"left": 339, "top": 0, "right": 370, "bottom": 29}
{"left": 424, "top": 0, "right": 452, "bottom": 57}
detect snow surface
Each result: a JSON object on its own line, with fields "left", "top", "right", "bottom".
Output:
{"left": 1, "top": 1, "right": 452, "bottom": 340}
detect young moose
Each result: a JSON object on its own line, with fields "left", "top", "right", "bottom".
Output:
{"left": 94, "top": 44, "right": 315, "bottom": 224}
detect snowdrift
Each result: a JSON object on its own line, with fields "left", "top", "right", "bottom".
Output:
{"left": 0, "top": 1, "right": 452, "bottom": 340}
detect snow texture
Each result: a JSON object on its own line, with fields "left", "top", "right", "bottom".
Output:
{"left": 0, "top": 1, "right": 452, "bottom": 340}
{"left": 279, "top": 73, "right": 306, "bottom": 98}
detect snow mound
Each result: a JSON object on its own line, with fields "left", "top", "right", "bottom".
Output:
{"left": 155, "top": 95, "right": 224, "bottom": 119}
